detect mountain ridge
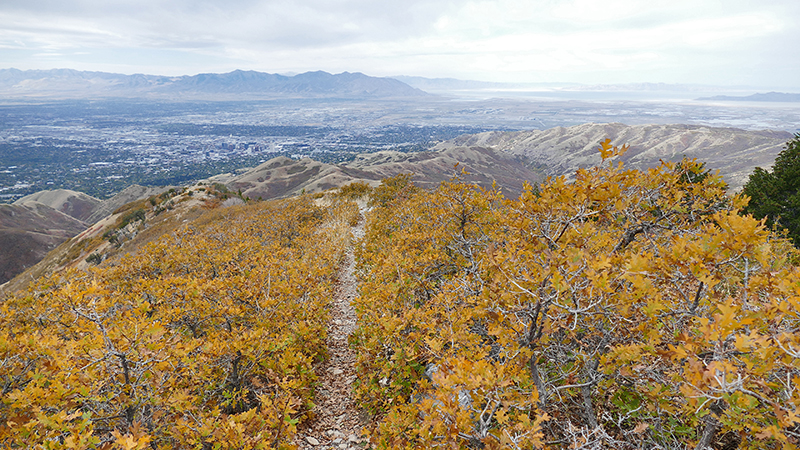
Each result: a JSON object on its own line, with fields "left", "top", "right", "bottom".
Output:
{"left": 0, "top": 145, "right": 540, "bottom": 290}
{"left": 223, "top": 145, "right": 543, "bottom": 201}
{"left": 435, "top": 122, "right": 790, "bottom": 191}
{"left": 0, "top": 68, "right": 429, "bottom": 99}
{"left": 1, "top": 122, "right": 793, "bottom": 290}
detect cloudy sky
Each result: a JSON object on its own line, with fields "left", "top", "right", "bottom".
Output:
{"left": 2, "top": 0, "right": 799, "bottom": 88}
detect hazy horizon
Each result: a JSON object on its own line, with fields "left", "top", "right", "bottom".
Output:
{"left": 2, "top": 0, "right": 799, "bottom": 90}
{"left": 0, "top": 67, "right": 791, "bottom": 91}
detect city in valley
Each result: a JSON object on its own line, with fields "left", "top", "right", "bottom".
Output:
{"left": 2, "top": 87, "right": 800, "bottom": 202}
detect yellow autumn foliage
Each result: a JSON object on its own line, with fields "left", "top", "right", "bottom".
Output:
{"left": 3, "top": 138, "right": 800, "bottom": 450}
{"left": 352, "top": 140, "right": 800, "bottom": 449}
{"left": 0, "top": 196, "right": 357, "bottom": 449}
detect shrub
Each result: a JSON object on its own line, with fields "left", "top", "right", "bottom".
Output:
{"left": 353, "top": 140, "right": 800, "bottom": 449}
{"left": 337, "top": 181, "right": 372, "bottom": 199}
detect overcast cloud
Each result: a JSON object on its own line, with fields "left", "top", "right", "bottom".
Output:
{"left": 1, "top": 0, "right": 798, "bottom": 88}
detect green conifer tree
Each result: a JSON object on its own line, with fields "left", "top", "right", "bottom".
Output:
{"left": 742, "top": 133, "right": 800, "bottom": 245}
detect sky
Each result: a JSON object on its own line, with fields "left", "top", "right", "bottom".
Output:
{"left": 2, "top": 0, "right": 799, "bottom": 88}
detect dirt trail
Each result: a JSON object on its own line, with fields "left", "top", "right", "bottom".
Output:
{"left": 295, "top": 212, "right": 368, "bottom": 450}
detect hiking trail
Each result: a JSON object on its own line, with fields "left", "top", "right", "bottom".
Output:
{"left": 295, "top": 210, "right": 369, "bottom": 450}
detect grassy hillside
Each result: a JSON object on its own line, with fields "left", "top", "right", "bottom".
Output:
{"left": 437, "top": 123, "right": 791, "bottom": 191}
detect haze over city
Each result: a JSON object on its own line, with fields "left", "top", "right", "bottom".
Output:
{"left": 2, "top": 0, "right": 799, "bottom": 88}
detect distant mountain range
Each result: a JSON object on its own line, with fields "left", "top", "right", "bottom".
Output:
{"left": 0, "top": 68, "right": 428, "bottom": 99}
{"left": 5, "top": 68, "right": 793, "bottom": 101}
{"left": 696, "top": 92, "right": 800, "bottom": 102}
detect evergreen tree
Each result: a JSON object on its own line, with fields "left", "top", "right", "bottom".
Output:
{"left": 742, "top": 133, "right": 800, "bottom": 246}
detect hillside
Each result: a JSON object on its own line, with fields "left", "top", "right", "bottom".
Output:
{"left": 225, "top": 145, "right": 542, "bottom": 200}
{"left": 2, "top": 122, "right": 792, "bottom": 286}
{"left": 0, "top": 186, "right": 171, "bottom": 285}
{"left": 2, "top": 146, "right": 799, "bottom": 449}
{"left": 221, "top": 156, "right": 381, "bottom": 200}
{"left": 436, "top": 122, "right": 791, "bottom": 191}
{"left": 0, "top": 202, "right": 88, "bottom": 284}
{"left": 345, "top": 145, "right": 540, "bottom": 197}
{"left": 13, "top": 189, "right": 101, "bottom": 222}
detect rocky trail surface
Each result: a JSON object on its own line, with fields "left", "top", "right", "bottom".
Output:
{"left": 295, "top": 212, "right": 370, "bottom": 450}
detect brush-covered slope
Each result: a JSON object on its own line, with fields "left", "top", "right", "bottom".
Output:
{"left": 0, "top": 185, "right": 216, "bottom": 294}
{"left": 436, "top": 123, "right": 791, "bottom": 190}
{"left": 353, "top": 152, "right": 800, "bottom": 447}
{"left": 83, "top": 185, "right": 173, "bottom": 224}
{"left": 0, "top": 188, "right": 360, "bottom": 448}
